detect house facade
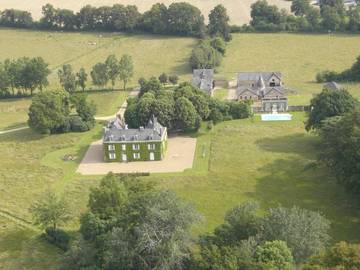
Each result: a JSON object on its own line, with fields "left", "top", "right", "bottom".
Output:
{"left": 103, "top": 116, "right": 167, "bottom": 162}
{"left": 192, "top": 69, "right": 215, "bottom": 95}
{"left": 236, "top": 72, "right": 288, "bottom": 112}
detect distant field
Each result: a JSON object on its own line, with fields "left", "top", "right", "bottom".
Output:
{"left": 0, "top": 28, "right": 196, "bottom": 89}
{"left": 220, "top": 33, "right": 360, "bottom": 105}
{"left": 0, "top": 0, "right": 291, "bottom": 25}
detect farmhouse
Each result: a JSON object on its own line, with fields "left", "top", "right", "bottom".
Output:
{"left": 192, "top": 69, "right": 215, "bottom": 95}
{"left": 236, "top": 72, "right": 288, "bottom": 112}
{"left": 103, "top": 116, "right": 167, "bottom": 162}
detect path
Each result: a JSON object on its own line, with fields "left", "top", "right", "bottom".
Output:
{"left": 0, "top": 208, "right": 38, "bottom": 231}
{"left": 0, "top": 126, "right": 29, "bottom": 135}
{"left": 95, "top": 89, "right": 140, "bottom": 121}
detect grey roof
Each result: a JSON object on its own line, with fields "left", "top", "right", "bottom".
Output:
{"left": 237, "top": 86, "right": 285, "bottom": 98}
{"left": 192, "top": 69, "right": 214, "bottom": 92}
{"left": 323, "top": 81, "right": 342, "bottom": 91}
{"left": 237, "top": 72, "right": 282, "bottom": 82}
{"left": 103, "top": 116, "right": 166, "bottom": 143}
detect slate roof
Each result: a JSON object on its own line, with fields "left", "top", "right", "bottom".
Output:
{"left": 237, "top": 72, "right": 282, "bottom": 82}
{"left": 237, "top": 86, "right": 285, "bottom": 98}
{"left": 323, "top": 81, "right": 342, "bottom": 91}
{"left": 103, "top": 116, "right": 166, "bottom": 143}
{"left": 192, "top": 69, "right": 214, "bottom": 93}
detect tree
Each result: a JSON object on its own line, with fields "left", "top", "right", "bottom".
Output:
{"left": 58, "top": 64, "right": 77, "bottom": 92}
{"left": 76, "top": 68, "right": 88, "bottom": 91}
{"left": 190, "top": 94, "right": 211, "bottom": 119}
{"left": 91, "top": 62, "right": 109, "bottom": 88}
{"left": 105, "top": 55, "right": 120, "bottom": 88}
{"left": 210, "top": 37, "right": 227, "bottom": 55}
{"left": 139, "top": 76, "right": 162, "bottom": 96}
{"left": 291, "top": 0, "right": 311, "bottom": 17}
{"left": 263, "top": 206, "right": 330, "bottom": 264}
{"left": 255, "top": 241, "right": 295, "bottom": 270}
{"left": 70, "top": 94, "right": 96, "bottom": 124}
{"left": 0, "top": 9, "right": 33, "bottom": 28}
{"left": 303, "top": 242, "right": 360, "bottom": 269}
{"left": 64, "top": 173, "right": 200, "bottom": 270}
{"left": 0, "top": 63, "right": 11, "bottom": 97}
{"left": 28, "top": 90, "right": 70, "bottom": 134}
{"left": 318, "top": 110, "right": 360, "bottom": 194}
{"left": 169, "top": 75, "right": 179, "bottom": 85}
{"left": 167, "top": 2, "right": 205, "bottom": 37}
{"left": 153, "top": 92, "right": 175, "bottom": 128}
{"left": 40, "top": 3, "right": 57, "bottom": 29}
{"left": 250, "top": 0, "right": 283, "bottom": 28}
{"left": 174, "top": 96, "right": 200, "bottom": 130}
{"left": 321, "top": 5, "right": 343, "bottom": 31}
{"left": 159, "top": 73, "right": 168, "bottom": 85}
{"left": 208, "top": 5, "right": 232, "bottom": 41}
{"left": 142, "top": 3, "right": 168, "bottom": 34}
{"left": 30, "top": 191, "right": 71, "bottom": 231}
{"left": 306, "top": 89, "right": 358, "bottom": 131}
{"left": 190, "top": 42, "right": 222, "bottom": 69}
{"left": 137, "top": 92, "right": 156, "bottom": 126}
{"left": 118, "top": 54, "right": 134, "bottom": 90}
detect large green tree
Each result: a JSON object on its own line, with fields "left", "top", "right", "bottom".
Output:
{"left": 208, "top": 5, "right": 232, "bottom": 41}
{"left": 118, "top": 54, "right": 134, "bottom": 90}
{"left": 255, "top": 241, "right": 295, "bottom": 270}
{"left": 105, "top": 54, "right": 120, "bottom": 88}
{"left": 91, "top": 62, "right": 109, "bottom": 88}
{"left": 306, "top": 89, "right": 358, "bottom": 131}
{"left": 58, "top": 64, "right": 77, "bottom": 93}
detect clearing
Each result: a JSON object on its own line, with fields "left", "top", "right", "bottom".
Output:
{"left": 0, "top": 0, "right": 291, "bottom": 25}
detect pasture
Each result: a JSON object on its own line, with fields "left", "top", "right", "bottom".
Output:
{"left": 220, "top": 33, "right": 360, "bottom": 105}
{"left": 0, "top": 0, "right": 290, "bottom": 26}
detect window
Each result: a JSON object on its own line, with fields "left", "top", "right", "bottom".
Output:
{"left": 121, "top": 144, "right": 126, "bottom": 151}
{"left": 108, "top": 145, "right": 115, "bottom": 151}
{"left": 270, "top": 82, "right": 276, "bottom": 87}
{"left": 132, "top": 144, "right": 140, "bottom": 150}
{"left": 109, "top": 153, "right": 116, "bottom": 160}
{"left": 133, "top": 153, "right": 140, "bottom": 159}
{"left": 148, "top": 144, "right": 155, "bottom": 150}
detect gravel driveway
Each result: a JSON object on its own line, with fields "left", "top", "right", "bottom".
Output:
{"left": 77, "top": 136, "right": 197, "bottom": 175}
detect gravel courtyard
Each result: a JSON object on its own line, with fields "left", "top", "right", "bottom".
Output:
{"left": 77, "top": 136, "right": 197, "bottom": 175}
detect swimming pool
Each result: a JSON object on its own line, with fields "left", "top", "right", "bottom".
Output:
{"left": 261, "top": 114, "right": 292, "bottom": 121}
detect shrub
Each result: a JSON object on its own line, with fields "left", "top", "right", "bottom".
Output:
{"left": 69, "top": 115, "right": 89, "bottom": 132}
{"left": 44, "top": 227, "right": 71, "bottom": 251}
{"left": 207, "top": 120, "right": 214, "bottom": 130}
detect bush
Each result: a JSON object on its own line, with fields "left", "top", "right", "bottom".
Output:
{"left": 207, "top": 120, "right": 214, "bottom": 130}
{"left": 44, "top": 227, "right": 70, "bottom": 251}
{"left": 69, "top": 115, "right": 90, "bottom": 132}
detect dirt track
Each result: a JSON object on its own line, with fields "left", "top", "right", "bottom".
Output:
{"left": 0, "top": 0, "right": 291, "bottom": 25}
{"left": 77, "top": 136, "right": 197, "bottom": 175}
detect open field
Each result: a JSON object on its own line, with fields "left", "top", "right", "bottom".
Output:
{"left": 152, "top": 113, "right": 360, "bottom": 241}
{"left": 220, "top": 33, "right": 360, "bottom": 105}
{"left": 0, "top": 28, "right": 196, "bottom": 89}
{"left": 0, "top": 0, "right": 291, "bottom": 26}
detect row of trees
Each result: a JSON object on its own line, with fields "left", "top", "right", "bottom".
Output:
{"left": 0, "top": 3, "right": 231, "bottom": 38}
{"left": 124, "top": 78, "right": 252, "bottom": 131}
{"left": 56, "top": 54, "right": 134, "bottom": 93}
{"left": 306, "top": 87, "right": 360, "bottom": 196}
{"left": 28, "top": 90, "right": 96, "bottom": 134}
{"left": 317, "top": 54, "right": 360, "bottom": 82}
{"left": 0, "top": 57, "right": 50, "bottom": 97}
{"left": 31, "top": 173, "right": 359, "bottom": 269}
{"left": 245, "top": 0, "right": 360, "bottom": 32}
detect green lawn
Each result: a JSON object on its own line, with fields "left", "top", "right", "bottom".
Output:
{"left": 151, "top": 113, "right": 360, "bottom": 242}
{"left": 220, "top": 33, "right": 360, "bottom": 105}
{"left": 213, "top": 88, "right": 228, "bottom": 100}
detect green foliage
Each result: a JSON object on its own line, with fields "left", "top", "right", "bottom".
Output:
{"left": 30, "top": 191, "right": 71, "bottom": 231}
{"left": 190, "top": 41, "right": 222, "bottom": 69}
{"left": 306, "top": 89, "right": 358, "bottom": 131}
{"left": 210, "top": 37, "right": 227, "bottom": 55}
{"left": 0, "top": 9, "right": 33, "bottom": 28}
{"left": 28, "top": 90, "right": 71, "bottom": 134}
{"left": 64, "top": 173, "right": 200, "bottom": 270}
{"left": 302, "top": 242, "right": 360, "bottom": 269}
{"left": 208, "top": 5, "right": 232, "bottom": 41}
{"left": 175, "top": 96, "right": 199, "bottom": 130}
{"left": 58, "top": 64, "right": 77, "bottom": 93}
{"left": 76, "top": 68, "right": 88, "bottom": 91}
{"left": 254, "top": 241, "right": 295, "bottom": 270}
{"left": 291, "top": 0, "right": 311, "bottom": 17}
{"left": 118, "top": 54, "right": 134, "bottom": 90}
{"left": 105, "top": 55, "right": 120, "bottom": 88}
{"left": 91, "top": 62, "right": 108, "bottom": 88}
{"left": 44, "top": 227, "right": 71, "bottom": 251}
{"left": 263, "top": 206, "right": 330, "bottom": 264}
{"left": 158, "top": 72, "right": 168, "bottom": 84}
{"left": 318, "top": 110, "right": 360, "bottom": 194}
{"left": 169, "top": 75, "right": 179, "bottom": 85}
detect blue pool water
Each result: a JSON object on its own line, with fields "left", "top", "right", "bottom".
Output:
{"left": 261, "top": 114, "right": 292, "bottom": 121}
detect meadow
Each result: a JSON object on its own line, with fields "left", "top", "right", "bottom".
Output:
{"left": 219, "top": 33, "right": 360, "bottom": 105}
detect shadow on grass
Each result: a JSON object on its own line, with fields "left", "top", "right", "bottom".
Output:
{"left": 256, "top": 133, "right": 320, "bottom": 159}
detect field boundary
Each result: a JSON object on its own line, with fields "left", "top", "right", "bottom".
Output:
{"left": 0, "top": 207, "right": 38, "bottom": 231}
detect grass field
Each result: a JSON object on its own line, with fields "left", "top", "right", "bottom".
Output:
{"left": 0, "top": 0, "right": 290, "bottom": 26}
{"left": 0, "top": 28, "right": 196, "bottom": 89}
{"left": 220, "top": 33, "right": 360, "bottom": 105}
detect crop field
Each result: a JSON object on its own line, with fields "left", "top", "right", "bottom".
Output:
{"left": 0, "top": 0, "right": 291, "bottom": 25}
{"left": 220, "top": 33, "right": 360, "bottom": 105}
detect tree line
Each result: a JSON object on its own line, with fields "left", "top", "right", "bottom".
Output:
{"left": 124, "top": 77, "right": 252, "bottom": 132}
{"left": 0, "top": 2, "right": 224, "bottom": 38}
{"left": 30, "top": 173, "right": 360, "bottom": 270}
{"left": 233, "top": 0, "right": 360, "bottom": 32}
